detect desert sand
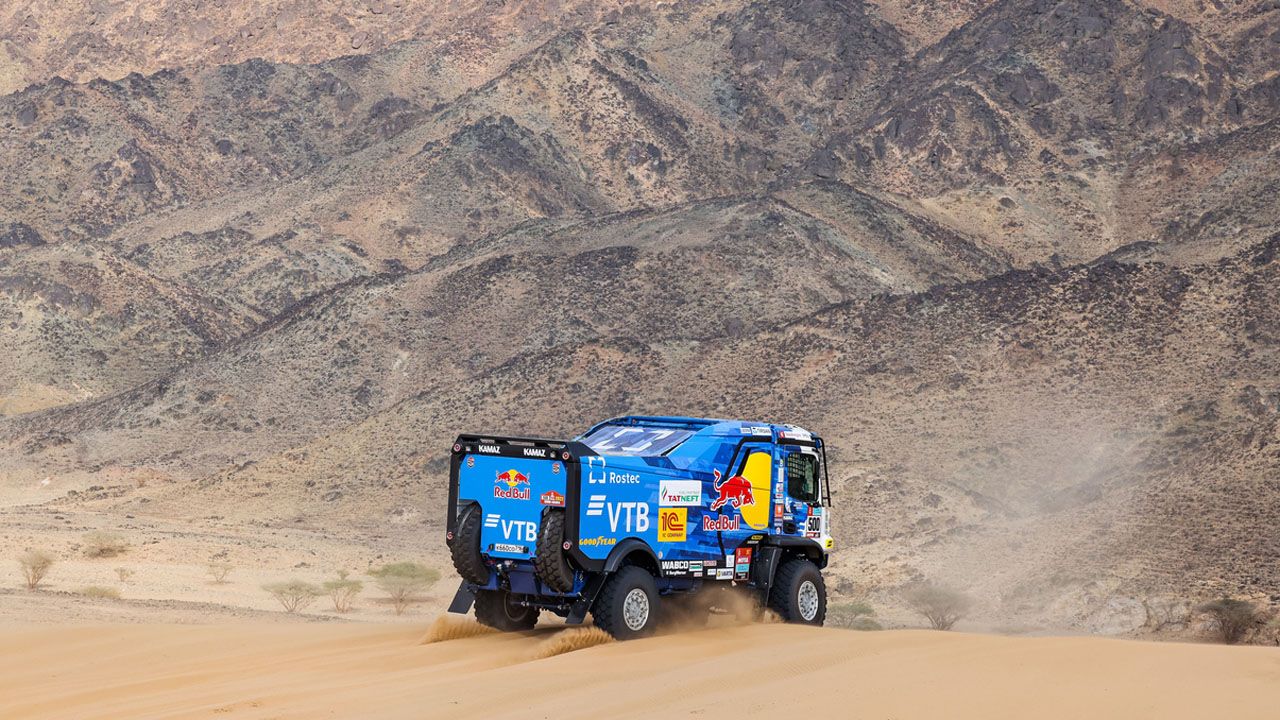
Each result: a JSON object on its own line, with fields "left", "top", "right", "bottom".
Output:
{"left": 2, "top": 621, "right": 1278, "bottom": 719}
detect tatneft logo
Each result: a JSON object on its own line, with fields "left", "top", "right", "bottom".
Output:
{"left": 658, "top": 480, "right": 701, "bottom": 506}
{"left": 586, "top": 495, "right": 650, "bottom": 532}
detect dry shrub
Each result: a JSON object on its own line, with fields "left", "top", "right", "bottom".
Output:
{"left": 828, "top": 600, "right": 882, "bottom": 630}
{"left": 18, "top": 550, "right": 54, "bottom": 590}
{"left": 82, "top": 531, "right": 128, "bottom": 558}
{"left": 323, "top": 570, "right": 363, "bottom": 612}
{"left": 1142, "top": 596, "right": 1190, "bottom": 631}
{"left": 903, "top": 582, "right": 972, "bottom": 631}
{"left": 207, "top": 562, "right": 234, "bottom": 584}
{"left": 79, "top": 585, "right": 121, "bottom": 600}
{"left": 531, "top": 627, "right": 615, "bottom": 659}
{"left": 263, "top": 579, "right": 322, "bottom": 613}
{"left": 370, "top": 562, "right": 440, "bottom": 615}
{"left": 1197, "top": 598, "right": 1263, "bottom": 644}
{"left": 420, "top": 615, "right": 498, "bottom": 644}
{"left": 114, "top": 567, "right": 134, "bottom": 584}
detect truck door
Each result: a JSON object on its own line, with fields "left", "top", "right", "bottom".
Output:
{"left": 780, "top": 448, "right": 827, "bottom": 543}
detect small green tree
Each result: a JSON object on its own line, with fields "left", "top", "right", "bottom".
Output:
{"left": 1197, "top": 598, "right": 1261, "bottom": 644}
{"left": 828, "top": 600, "right": 882, "bottom": 630}
{"left": 18, "top": 550, "right": 54, "bottom": 590}
{"left": 369, "top": 562, "right": 440, "bottom": 615}
{"left": 323, "top": 570, "right": 363, "bottom": 613}
{"left": 262, "top": 580, "right": 322, "bottom": 613}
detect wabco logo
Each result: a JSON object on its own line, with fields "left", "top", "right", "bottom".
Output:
{"left": 484, "top": 513, "right": 535, "bottom": 541}
{"left": 586, "top": 495, "right": 650, "bottom": 533}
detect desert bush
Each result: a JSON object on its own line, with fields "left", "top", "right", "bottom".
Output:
{"left": 1142, "top": 596, "right": 1190, "bottom": 631}
{"left": 82, "top": 531, "right": 128, "bottom": 558}
{"left": 207, "top": 562, "right": 234, "bottom": 584}
{"left": 263, "top": 579, "right": 322, "bottom": 613}
{"left": 903, "top": 582, "right": 973, "bottom": 631}
{"left": 369, "top": 562, "right": 440, "bottom": 615}
{"left": 827, "top": 600, "right": 882, "bottom": 630}
{"left": 323, "top": 570, "right": 363, "bottom": 613}
{"left": 1197, "top": 598, "right": 1262, "bottom": 644}
{"left": 17, "top": 550, "right": 54, "bottom": 590}
{"left": 114, "top": 567, "right": 134, "bottom": 584}
{"left": 79, "top": 585, "right": 121, "bottom": 600}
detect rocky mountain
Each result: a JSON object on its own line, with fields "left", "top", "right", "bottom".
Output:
{"left": 1, "top": 0, "right": 1278, "bottom": 629}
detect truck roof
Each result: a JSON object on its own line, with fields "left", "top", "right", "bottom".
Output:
{"left": 578, "top": 415, "right": 819, "bottom": 459}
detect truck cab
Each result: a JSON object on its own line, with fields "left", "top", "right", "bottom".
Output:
{"left": 445, "top": 416, "right": 831, "bottom": 639}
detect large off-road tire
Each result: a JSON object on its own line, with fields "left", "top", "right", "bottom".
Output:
{"left": 533, "top": 508, "right": 575, "bottom": 592}
{"left": 767, "top": 558, "right": 827, "bottom": 625}
{"left": 593, "top": 565, "right": 660, "bottom": 640}
{"left": 474, "top": 589, "right": 539, "bottom": 632}
{"left": 450, "top": 503, "right": 489, "bottom": 585}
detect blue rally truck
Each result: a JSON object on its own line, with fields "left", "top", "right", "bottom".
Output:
{"left": 445, "top": 416, "right": 832, "bottom": 639}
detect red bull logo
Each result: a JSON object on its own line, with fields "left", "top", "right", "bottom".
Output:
{"left": 702, "top": 514, "right": 740, "bottom": 531}
{"left": 710, "top": 469, "right": 754, "bottom": 512}
{"left": 494, "top": 469, "right": 531, "bottom": 500}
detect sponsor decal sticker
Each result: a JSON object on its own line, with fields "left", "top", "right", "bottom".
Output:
{"left": 466, "top": 456, "right": 475, "bottom": 468}
{"left": 579, "top": 535, "right": 617, "bottom": 547}
{"left": 522, "top": 447, "right": 548, "bottom": 458}
{"left": 740, "top": 426, "right": 771, "bottom": 436}
{"left": 659, "top": 480, "right": 701, "bottom": 507}
{"left": 716, "top": 568, "right": 734, "bottom": 580}
{"left": 658, "top": 508, "right": 687, "bottom": 543}
{"left": 825, "top": 538, "right": 834, "bottom": 549}
{"left": 661, "top": 560, "right": 691, "bottom": 576}
{"left": 774, "top": 504, "right": 783, "bottom": 518}
{"left": 494, "top": 469, "right": 531, "bottom": 500}
{"left": 552, "top": 462, "right": 561, "bottom": 474}
{"left": 588, "top": 497, "right": 651, "bottom": 532}
{"left": 702, "top": 514, "right": 740, "bottom": 531}
{"left": 540, "top": 490, "right": 565, "bottom": 507}
{"left": 689, "top": 561, "right": 703, "bottom": 573}
{"left": 734, "top": 547, "right": 752, "bottom": 579}
{"left": 478, "top": 444, "right": 501, "bottom": 454}
{"left": 710, "top": 469, "right": 754, "bottom": 512}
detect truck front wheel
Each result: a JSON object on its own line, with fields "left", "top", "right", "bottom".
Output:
{"left": 474, "top": 590, "right": 539, "bottom": 632}
{"left": 767, "top": 558, "right": 827, "bottom": 625}
{"left": 592, "top": 565, "right": 660, "bottom": 640}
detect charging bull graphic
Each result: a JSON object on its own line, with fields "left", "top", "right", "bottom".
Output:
{"left": 709, "top": 451, "right": 772, "bottom": 531}
{"left": 710, "top": 469, "right": 754, "bottom": 511}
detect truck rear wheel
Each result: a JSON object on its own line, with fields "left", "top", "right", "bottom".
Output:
{"left": 474, "top": 589, "right": 539, "bottom": 632}
{"left": 449, "top": 503, "right": 489, "bottom": 585}
{"left": 533, "top": 508, "right": 575, "bottom": 592}
{"left": 592, "top": 566, "right": 660, "bottom": 640}
{"left": 767, "top": 558, "right": 827, "bottom": 625}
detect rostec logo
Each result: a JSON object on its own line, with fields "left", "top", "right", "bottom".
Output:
{"left": 658, "top": 508, "right": 687, "bottom": 543}
{"left": 493, "top": 469, "right": 531, "bottom": 500}
{"left": 586, "top": 456, "right": 607, "bottom": 484}
{"left": 659, "top": 480, "right": 701, "bottom": 507}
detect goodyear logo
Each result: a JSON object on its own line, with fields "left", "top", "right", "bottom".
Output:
{"left": 658, "top": 508, "right": 687, "bottom": 543}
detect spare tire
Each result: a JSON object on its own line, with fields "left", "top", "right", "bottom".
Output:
{"left": 533, "top": 508, "right": 575, "bottom": 592}
{"left": 450, "top": 503, "right": 489, "bottom": 584}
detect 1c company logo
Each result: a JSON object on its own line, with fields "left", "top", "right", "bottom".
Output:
{"left": 658, "top": 508, "right": 687, "bottom": 543}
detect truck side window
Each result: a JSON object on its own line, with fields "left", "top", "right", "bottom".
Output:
{"left": 785, "top": 452, "right": 821, "bottom": 505}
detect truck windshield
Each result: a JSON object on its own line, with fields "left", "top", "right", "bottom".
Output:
{"left": 785, "top": 451, "right": 822, "bottom": 505}
{"left": 580, "top": 425, "right": 693, "bottom": 456}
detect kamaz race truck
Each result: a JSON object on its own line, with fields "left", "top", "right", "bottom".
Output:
{"left": 445, "top": 416, "right": 832, "bottom": 639}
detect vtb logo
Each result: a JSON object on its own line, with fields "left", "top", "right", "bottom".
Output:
{"left": 658, "top": 507, "right": 687, "bottom": 543}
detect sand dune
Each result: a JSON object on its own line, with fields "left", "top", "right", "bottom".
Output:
{"left": 1, "top": 622, "right": 1278, "bottom": 719}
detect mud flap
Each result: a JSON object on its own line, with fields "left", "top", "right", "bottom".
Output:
{"left": 448, "top": 582, "right": 476, "bottom": 614}
{"left": 565, "top": 574, "right": 608, "bottom": 625}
